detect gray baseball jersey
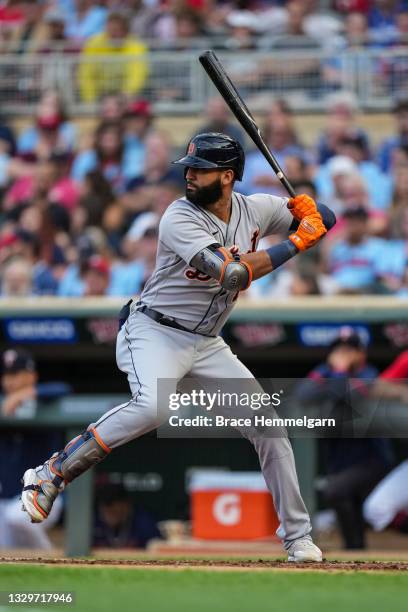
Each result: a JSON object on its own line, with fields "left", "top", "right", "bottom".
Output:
{"left": 140, "top": 191, "right": 293, "bottom": 336}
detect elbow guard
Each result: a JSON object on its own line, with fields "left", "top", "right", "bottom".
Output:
{"left": 190, "top": 245, "right": 253, "bottom": 291}
{"left": 220, "top": 260, "right": 252, "bottom": 291}
{"left": 216, "top": 247, "right": 252, "bottom": 291}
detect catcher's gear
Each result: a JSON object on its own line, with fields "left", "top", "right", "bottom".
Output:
{"left": 289, "top": 213, "right": 327, "bottom": 251}
{"left": 190, "top": 245, "right": 252, "bottom": 291}
{"left": 287, "top": 194, "right": 318, "bottom": 221}
{"left": 172, "top": 132, "right": 245, "bottom": 180}
{"left": 21, "top": 428, "right": 110, "bottom": 523}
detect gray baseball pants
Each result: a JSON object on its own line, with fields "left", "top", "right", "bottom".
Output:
{"left": 92, "top": 306, "right": 312, "bottom": 548}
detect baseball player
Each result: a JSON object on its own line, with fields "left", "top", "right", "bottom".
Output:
{"left": 21, "top": 133, "right": 335, "bottom": 562}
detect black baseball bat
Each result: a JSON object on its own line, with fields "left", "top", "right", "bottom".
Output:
{"left": 199, "top": 50, "right": 296, "bottom": 198}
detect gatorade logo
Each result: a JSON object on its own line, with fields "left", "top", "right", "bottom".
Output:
{"left": 213, "top": 493, "right": 241, "bottom": 525}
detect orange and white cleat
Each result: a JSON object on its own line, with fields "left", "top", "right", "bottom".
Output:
{"left": 21, "top": 457, "right": 64, "bottom": 523}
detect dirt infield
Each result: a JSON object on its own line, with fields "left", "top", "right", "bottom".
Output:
{"left": 1, "top": 557, "right": 408, "bottom": 572}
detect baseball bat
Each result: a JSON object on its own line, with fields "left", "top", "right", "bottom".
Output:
{"left": 199, "top": 50, "right": 296, "bottom": 198}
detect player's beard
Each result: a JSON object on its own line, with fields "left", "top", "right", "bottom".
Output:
{"left": 186, "top": 177, "right": 223, "bottom": 208}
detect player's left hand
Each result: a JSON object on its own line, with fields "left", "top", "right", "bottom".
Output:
{"left": 287, "top": 194, "right": 318, "bottom": 221}
{"left": 289, "top": 212, "right": 327, "bottom": 251}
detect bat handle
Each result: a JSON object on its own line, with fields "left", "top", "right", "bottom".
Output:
{"left": 275, "top": 170, "right": 296, "bottom": 198}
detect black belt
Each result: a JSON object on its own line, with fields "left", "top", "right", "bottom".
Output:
{"left": 137, "top": 305, "right": 214, "bottom": 337}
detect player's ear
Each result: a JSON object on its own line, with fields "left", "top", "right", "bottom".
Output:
{"left": 221, "top": 169, "right": 234, "bottom": 187}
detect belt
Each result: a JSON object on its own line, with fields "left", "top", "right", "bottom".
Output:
{"left": 137, "top": 305, "right": 214, "bottom": 337}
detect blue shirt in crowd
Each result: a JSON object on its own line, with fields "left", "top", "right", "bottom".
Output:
{"left": 329, "top": 237, "right": 390, "bottom": 291}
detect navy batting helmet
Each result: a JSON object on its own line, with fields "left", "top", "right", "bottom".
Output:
{"left": 172, "top": 132, "right": 245, "bottom": 181}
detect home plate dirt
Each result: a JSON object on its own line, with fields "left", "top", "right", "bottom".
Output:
{"left": 1, "top": 558, "right": 408, "bottom": 572}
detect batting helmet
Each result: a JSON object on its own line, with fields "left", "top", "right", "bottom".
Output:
{"left": 172, "top": 132, "right": 245, "bottom": 181}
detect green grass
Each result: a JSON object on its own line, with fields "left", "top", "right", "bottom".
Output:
{"left": 0, "top": 565, "right": 408, "bottom": 612}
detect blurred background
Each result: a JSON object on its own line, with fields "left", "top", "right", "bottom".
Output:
{"left": 1, "top": 0, "right": 408, "bottom": 559}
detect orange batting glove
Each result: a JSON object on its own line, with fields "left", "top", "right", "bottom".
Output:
{"left": 287, "top": 194, "right": 318, "bottom": 221}
{"left": 289, "top": 213, "right": 327, "bottom": 251}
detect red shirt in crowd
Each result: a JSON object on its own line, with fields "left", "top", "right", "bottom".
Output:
{"left": 380, "top": 351, "right": 408, "bottom": 380}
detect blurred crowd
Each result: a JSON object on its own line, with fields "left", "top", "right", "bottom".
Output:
{"left": 1, "top": 0, "right": 408, "bottom": 54}
{"left": 0, "top": 84, "right": 408, "bottom": 298}
{"left": 0, "top": 1, "right": 407, "bottom": 103}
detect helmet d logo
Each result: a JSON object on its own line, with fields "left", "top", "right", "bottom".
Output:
{"left": 188, "top": 142, "right": 195, "bottom": 155}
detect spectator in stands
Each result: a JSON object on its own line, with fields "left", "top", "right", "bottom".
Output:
{"left": 397, "top": 263, "right": 408, "bottom": 295}
{"left": 316, "top": 91, "right": 370, "bottom": 165}
{"left": 240, "top": 99, "right": 305, "bottom": 196}
{"left": 399, "top": 5, "right": 408, "bottom": 39}
{"left": 6, "top": 155, "right": 80, "bottom": 212}
{"left": 78, "top": 11, "right": 148, "bottom": 103}
{"left": 77, "top": 169, "right": 115, "bottom": 229}
{"left": 64, "top": 0, "right": 108, "bottom": 44}
{"left": 0, "top": 229, "right": 61, "bottom": 296}
{"left": 5, "top": 0, "right": 46, "bottom": 54}
{"left": 363, "top": 351, "right": 408, "bottom": 534}
{"left": 368, "top": 0, "right": 399, "bottom": 46}
{"left": 0, "top": 256, "right": 33, "bottom": 297}
{"left": 99, "top": 92, "right": 126, "bottom": 121}
{"left": 378, "top": 97, "right": 408, "bottom": 172}
{"left": 222, "top": 10, "right": 258, "bottom": 51}
{"left": 319, "top": 169, "right": 388, "bottom": 238}
{"left": 247, "top": 248, "right": 338, "bottom": 298}
{"left": 130, "top": 0, "right": 164, "bottom": 40}
{"left": 380, "top": 206, "right": 408, "bottom": 292}
{"left": 294, "top": 330, "right": 393, "bottom": 549}
{"left": 171, "top": 8, "right": 206, "bottom": 50}
{"left": 93, "top": 483, "right": 161, "bottom": 549}
{"left": 58, "top": 226, "right": 144, "bottom": 297}
{"left": 327, "top": 207, "right": 391, "bottom": 293}
{"left": 71, "top": 120, "right": 143, "bottom": 193}
{"left": 194, "top": 97, "right": 245, "bottom": 149}
{"left": 316, "top": 136, "right": 392, "bottom": 210}
{"left": 321, "top": 12, "right": 374, "bottom": 90}
{"left": 339, "top": 135, "right": 392, "bottom": 209}
{"left": 37, "top": 8, "right": 78, "bottom": 55}
{"left": 373, "top": 350, "right": 408, "bottom": 402}
{"left": 17, "top": 89, "right": 77, "bottom": 158}
{"left": 0, "top": 112, "right": 15, "bottom": 157}
{"left": 80, "top": 254, "right": 111, "bottom": 296}
{"left": 120, "top": 179, "right": 179, "bottom": 243}
{"left": 335, "top": 0, "right": 370, "bottom": 14}
{"left": 0, "top": 349, "right": 68, "bottom": 549}
{"left": 260, "top": 1, "right": 323, "bottom": 95}
{"left": 122, "top": 99, "right": 154, "bottom": 177}
{"left": 138, "top": 131, "right": 183, "bottom": 188}
{"left": 267, "top": 0, "right": 323, "bottom": 48}
{"left": 344, "top": 11, "right": 371, "bottom": 48}
{"left": 121, "top": 224, "right": 158, "bottom": 291}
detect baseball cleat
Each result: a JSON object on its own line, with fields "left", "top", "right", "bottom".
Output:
{"left": 287, "top": 537, "right": 323, "bottom": 562}
{"left": 21, "top": 458, "right": 64, "bottom": 523}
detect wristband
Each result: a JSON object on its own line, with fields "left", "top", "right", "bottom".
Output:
{"left": 266, "top": 239, "right": 299, "bottom": 270}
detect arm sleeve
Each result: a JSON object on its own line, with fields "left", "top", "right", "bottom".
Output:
{"left": 159, "top": 207, "right": 217, "bottom": 265}
{"left": 247, "top": 193, "right": 293, "bottom": 237}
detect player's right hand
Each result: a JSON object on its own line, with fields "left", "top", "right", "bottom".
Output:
{"left": 288, "top": 212, "right": 327, "bottom": 251}
{"left": 287, "top": 194, "right": 318, "bottom": 221}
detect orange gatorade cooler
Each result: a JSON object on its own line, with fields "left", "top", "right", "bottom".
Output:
{"left": 190, "top": 471, "right": 279, "bottom": 540}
